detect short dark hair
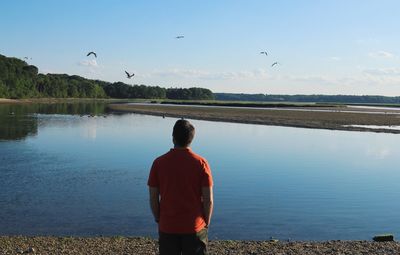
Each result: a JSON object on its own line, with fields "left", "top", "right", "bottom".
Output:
{"left": 173, "top": 119, "right": 195, "bottom": 147}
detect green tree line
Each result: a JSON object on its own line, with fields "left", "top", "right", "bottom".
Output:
{"left": 215, "top": 93, "right": 400, "bottom": 104}
{"left": 0, "top": 54, "right": 214, "bottom": 100}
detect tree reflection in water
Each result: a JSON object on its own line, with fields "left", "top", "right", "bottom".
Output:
{"left": 0, "top": 102, "right": 108, "bottom": 141}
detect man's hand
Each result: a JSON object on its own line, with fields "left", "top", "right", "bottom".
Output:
{"left": 202, "top": 186, "right": 214, "bottom": 227}
{"left": 149, "top": 187, "right": 160, "bottom": 224}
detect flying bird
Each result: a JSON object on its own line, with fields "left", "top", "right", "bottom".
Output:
{"left": 271, "top": 62, "right": 279, "bottom": 67}
{"left": 260, "top": 51, "right": 268, "bottom": 56}
{"left": 175, "top": 36, "right": 184, "bottom": 39}
{"left": 125, "top": 71, "right": 135, "bottom": 79}
{"left": 87, "top": 52, "right": 97, "bottom": 58}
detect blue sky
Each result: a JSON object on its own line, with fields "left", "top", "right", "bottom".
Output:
{"left": 1, "top": 0, "right": 400, "bottom": 95}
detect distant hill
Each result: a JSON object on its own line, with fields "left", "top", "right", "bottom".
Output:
{"left": 215, "top": 93, "right": 400, "bottom": 104}
{"left": 0, "top": 54, "right": 214, "bottom": 100}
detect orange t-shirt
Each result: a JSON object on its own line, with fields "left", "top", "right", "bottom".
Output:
{"left": 147, "top": 148, "right": 213, "bottom": 234}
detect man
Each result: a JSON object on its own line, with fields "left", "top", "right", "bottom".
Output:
{"left": 148, "top": 119, "right": 214, "bottom": 255}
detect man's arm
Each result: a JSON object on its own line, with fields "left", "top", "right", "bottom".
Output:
{"left": 202, "top": 186, "right": 214, "bottom": 227}
{"left": 149, "top": 187, "right": 160, "bottom": 223}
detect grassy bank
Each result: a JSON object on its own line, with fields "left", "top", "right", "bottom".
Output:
{"left": 108, "top": 103, "right": 400, "bottom": 134}
{"left": 1, "top": 236, "right": 399, "bottom": 255}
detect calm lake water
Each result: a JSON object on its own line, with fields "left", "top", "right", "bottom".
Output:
{"left": 1, "top": 103, "right": 400, "bottom": 240}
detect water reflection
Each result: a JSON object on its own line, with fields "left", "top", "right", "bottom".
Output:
{"left": 33, "top": 102, "right": 108, "bottom": 115}
{"left": 0, "top": 102, "right": 108, "bottom": 141}
{"left": 0, "top": 105, "right": 37, "bottom": 140}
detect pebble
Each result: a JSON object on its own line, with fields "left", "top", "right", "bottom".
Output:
{"left": 27, "top": 246, "right": 36, "bottom": 253}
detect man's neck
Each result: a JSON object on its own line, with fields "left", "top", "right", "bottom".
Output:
{"left": 174, "top": 145, "right": 190, "bottom": 149}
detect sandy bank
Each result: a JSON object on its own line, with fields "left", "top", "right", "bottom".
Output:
{"left": 108, "top": 103, "right": 400, "bottom": 134}
{"left": 0, "top": 98, "right": 20, "bottom": 104}
{"left": 1, "top": 236, "right": 399, "bottom": 255}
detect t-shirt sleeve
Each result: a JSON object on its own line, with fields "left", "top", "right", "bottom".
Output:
{"left": 147, "top": 160, "right": 159, "bottom": 187}
{"left": 201, "top": 160, "right": 213, "bottom": 187}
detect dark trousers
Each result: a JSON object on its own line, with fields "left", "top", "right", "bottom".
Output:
{"left": 159, "top": 228, "right": 208, "bottom": 255}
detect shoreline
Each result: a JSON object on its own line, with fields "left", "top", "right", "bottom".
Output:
{"left": 108, "top": 103, "right": 400, "bottom": 134}
{"left": 3, "top": 98, "right": 400, "bottom": 134}
{"left": 1, "top": 236, "right": 399, "bottom": 254}
{"left": 0, "top": 98, "right": 140, "bottom": 104}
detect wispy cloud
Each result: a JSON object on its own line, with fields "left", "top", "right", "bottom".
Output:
{"left": 288, "top": 75, "right": 336, "bottom": 86}
{"left": 329, "top": 57, "right": 341, "bottom": 61}
{"left": 77, "top": 59, "right": 104, "bottom": 79}
{"left": 356, "top": 38, "right": 380, "bottom": 45}
{"left": 148, "top": 66, "right": 400, "bottom": 88}
{"left": 363, "top": 67, "right": 400, "bottom": 76}
{"left": 79, "top": 59, "right": 98, "bottom": 67}
{"left": 284, "top": 69, "right": 400, "bottom": 88}
{"left": 368, "top": 51, "right": 395, "bottom": 59}
{"left": 150, "top": 68, "right": 271, "bottom": 80}
{"left": 143, "top": 65, "right": 400, "bottom": 94}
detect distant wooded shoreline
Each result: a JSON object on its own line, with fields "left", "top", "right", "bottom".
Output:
{"left": 1, "top": 53, "right": 399, "bottom": 104}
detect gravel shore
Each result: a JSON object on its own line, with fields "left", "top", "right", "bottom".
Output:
{"left": 1, "top": 236, "right": 399, "bottom": 255}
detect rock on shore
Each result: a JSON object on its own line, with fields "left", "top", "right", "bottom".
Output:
{"left": 1, "top": 237, "right": 400, "bottom": 255}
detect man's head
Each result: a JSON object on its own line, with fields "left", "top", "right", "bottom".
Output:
{"left": 172, "top": 119, "right": 195, "bottom": 147}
